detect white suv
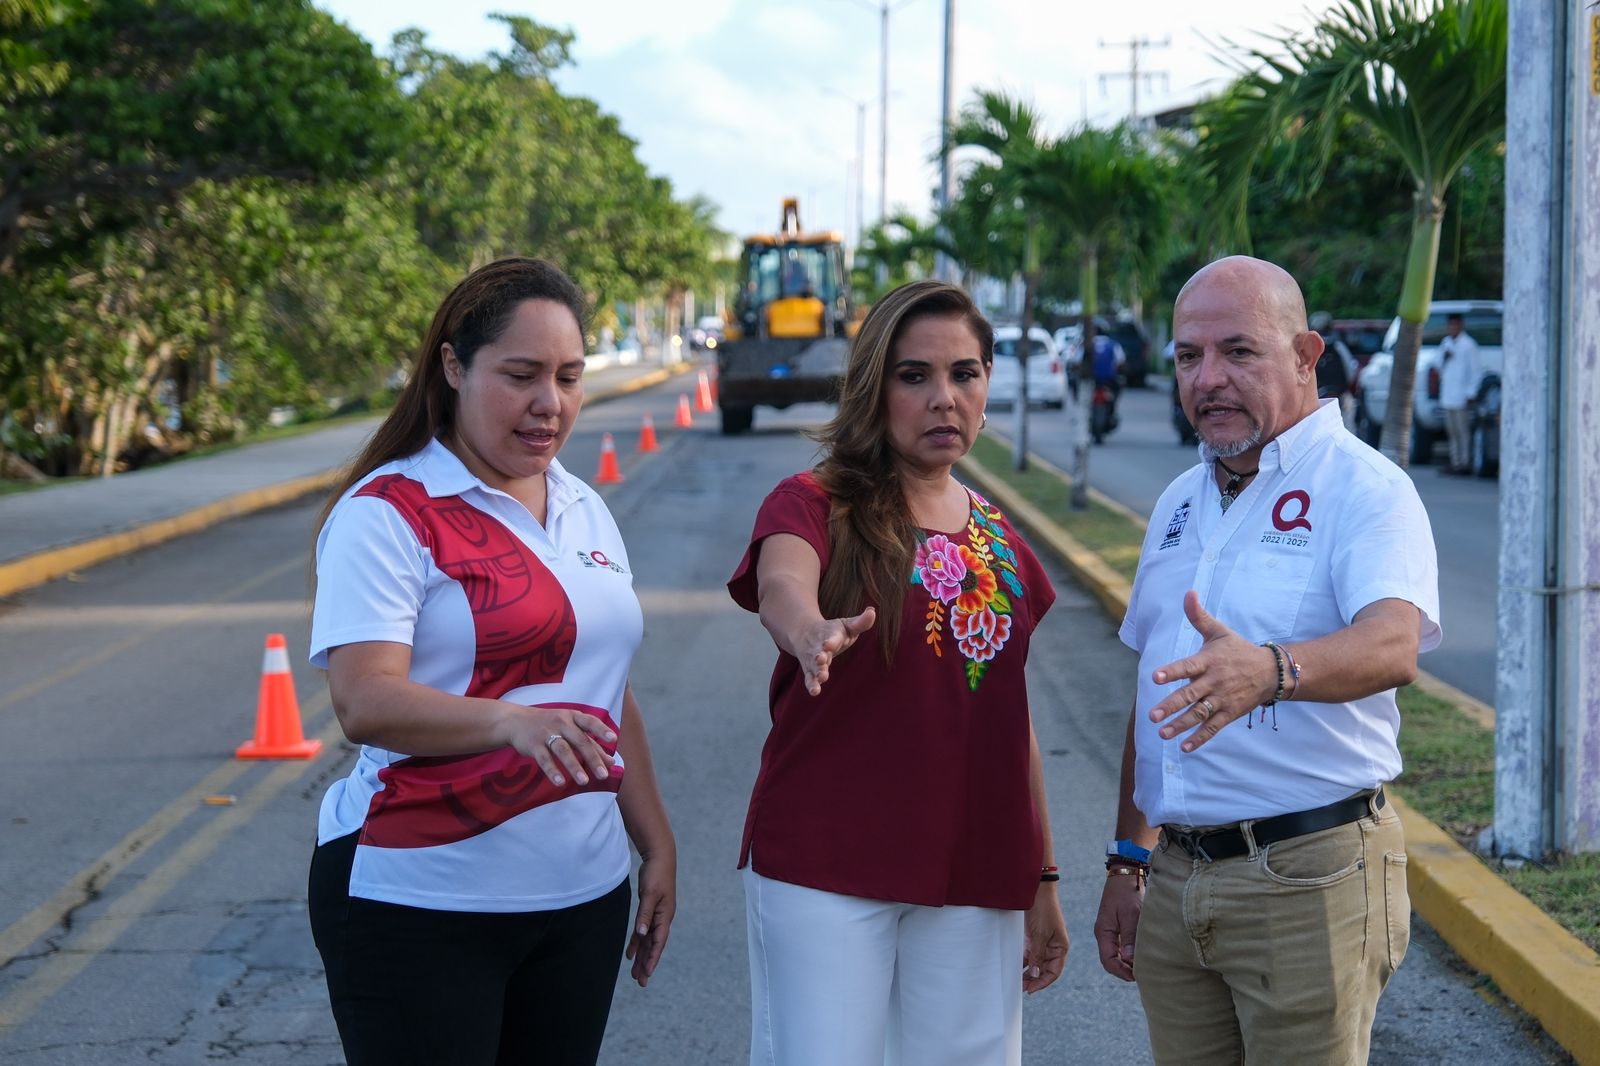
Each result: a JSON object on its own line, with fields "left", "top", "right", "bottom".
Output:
{"left": 989, "top": 326, "right": 1066, "bottom": 408}
{"left": 1353, "top": 299, "right": 1503, "bottom": 464}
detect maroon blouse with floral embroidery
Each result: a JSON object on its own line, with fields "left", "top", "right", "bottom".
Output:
{"left": 727, "top": 472, "right": 1057, "bottom": 910}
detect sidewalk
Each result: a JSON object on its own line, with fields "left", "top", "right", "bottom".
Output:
{"left": 0, "top": 358, "right": 696, "bottom": 597}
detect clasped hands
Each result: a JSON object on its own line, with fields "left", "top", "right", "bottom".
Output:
{"left": 1146, "top": 590, "right": 1280, "bottom": 752}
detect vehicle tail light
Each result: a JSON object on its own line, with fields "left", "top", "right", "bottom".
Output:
{"left": 1050, "top": 359, "right": 1061, "bottom": 374}
{"left": 1093, "top": 384, "right": 1110, "bottom": 403}
{"left": 1427, "top": 366, "right": 1440, "bottom": 400}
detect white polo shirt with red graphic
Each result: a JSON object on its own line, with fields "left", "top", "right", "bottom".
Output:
{"left": 1120, "top": 400, "right": 1441, "bottom": 827}
{"left": 310, "top": 438, "right": 643, "bottom": 912}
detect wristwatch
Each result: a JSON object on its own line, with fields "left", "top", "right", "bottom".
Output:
{"left": 1107, "top": 839, "right": 1152, "bottom": 865}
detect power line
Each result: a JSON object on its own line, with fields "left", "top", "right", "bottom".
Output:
{"left": 1098, "top": 36, "right": 1170, "bottom": 122}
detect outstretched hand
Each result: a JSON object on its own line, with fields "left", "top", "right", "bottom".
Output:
{"left": 797, "top": 606, "right": 877, "bottom": 696}
{"left": 1146, "top": 591, "right": 1278, "bottom": 752}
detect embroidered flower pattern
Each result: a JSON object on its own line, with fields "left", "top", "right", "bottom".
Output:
{"left": 911, "top": 493, "right": 1027, "bottom": 690}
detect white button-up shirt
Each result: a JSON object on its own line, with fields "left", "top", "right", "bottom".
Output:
{"left": 1119, "top": 401, "right": 1441, "bottom": 827}
{"left": 1438, "top": 332, "right": 1481, "bottom": 409}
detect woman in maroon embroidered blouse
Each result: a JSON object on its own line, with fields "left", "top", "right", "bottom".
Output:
{"left": 728, "top": 280, "right": 1068, "bottom": 1065}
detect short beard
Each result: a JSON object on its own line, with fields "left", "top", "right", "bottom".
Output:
{"left": 1199, "top": 424, "right": 1263, "bottom": 460}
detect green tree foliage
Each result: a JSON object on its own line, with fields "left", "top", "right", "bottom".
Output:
{"left": 1194, "top": 0, "right": 1507, "bottom": 467}
{"left": 0, "top": 8, "right": 720, "bottom": 477}
{"left": 850, "top": 213, "right": 939, "bottom": 301}
{"left": 0, "top": 0, "right": 408, "bottom": 273}
{"left": 392, "top": 17, "right": 716, "bottom": 313}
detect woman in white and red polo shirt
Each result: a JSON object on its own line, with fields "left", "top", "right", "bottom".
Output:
{"left": 728, "top": 280, "right": 1068, "bottom": 1066}
{"left": 307, "top": 258, "right": 675, "bottom": 1066}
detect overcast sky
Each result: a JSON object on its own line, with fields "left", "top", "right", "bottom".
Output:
{"left": 316, "top": 1, "right": 1331, "bottom": 241}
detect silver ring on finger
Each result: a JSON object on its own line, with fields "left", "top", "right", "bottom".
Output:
{"left": 1195, "top": 698, "right": 1216, "bottom": 721}
{"left": 545, "top": 733, "right": 564, "bottom": 750}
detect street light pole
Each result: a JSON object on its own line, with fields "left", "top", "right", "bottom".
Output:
{"left": 934, "top": 0, "right": 956, "bottom": 282}
{"left": 878, "top": 1, "right": 890, "bottom": 223}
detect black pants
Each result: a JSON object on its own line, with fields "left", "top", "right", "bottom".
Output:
{"left": 308, "top": 832, "right": 631, "bottom": 1066}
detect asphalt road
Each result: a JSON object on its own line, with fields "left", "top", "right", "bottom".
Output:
{"left": 1003, "top": 384, "right": 1501, "bottom": 705}
{"left": 0, "top": 383, "right": 1564, "bottom": 1064}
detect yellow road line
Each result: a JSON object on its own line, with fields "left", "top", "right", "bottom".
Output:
{"left": 0, "top": 555, "right": 306, "bottom": 714}
{"left": 0, "top": 707, "right": 344, "bottom": 1036}
{"left": 0, "top": 689, "right": 332, "bottom": 974}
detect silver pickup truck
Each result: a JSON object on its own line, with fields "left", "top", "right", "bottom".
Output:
{"left": 1352, "top": 299, "right": 1503, "bottom": 469}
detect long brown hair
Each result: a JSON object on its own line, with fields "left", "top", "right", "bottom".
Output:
{"left": 813, "top": 280, "right": 994, "bottom": 661}
{"left": 315, "top": 257, "right": 589, "bottom": 535}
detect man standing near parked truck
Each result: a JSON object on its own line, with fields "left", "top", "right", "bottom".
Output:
{"left": 1438, "top": 313, "right": 1481, "bottom": 475}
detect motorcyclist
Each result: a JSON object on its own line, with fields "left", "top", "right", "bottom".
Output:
{"left": 1088, "top": 320, "right": 1125, "bottom": 394}
{"left": 1085, "top": 318, "right": 1125, "bottom": 442}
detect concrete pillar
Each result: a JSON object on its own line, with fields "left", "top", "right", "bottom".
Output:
{"left": 1495, "top": 0, "right": 1600, "bottom": 857}
{"left": 1559, "top": 0, "right": 1600, "bottom": 851}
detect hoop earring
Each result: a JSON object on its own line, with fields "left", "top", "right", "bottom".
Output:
{"left": 980, "top": 411, "right": 988, "bottom": 429}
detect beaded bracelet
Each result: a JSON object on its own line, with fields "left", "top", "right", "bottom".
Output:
{"left": 1262, "top": 641, "right": 1289, "bottom": 704}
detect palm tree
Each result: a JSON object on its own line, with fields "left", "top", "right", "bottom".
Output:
{"left": 1030, "top": 123, "right": 1175, "bottom": 505}
{"left": 1198, "top": 0, "right": 1507, "bottom": 467}
{"left": 850, "top": 213, "right": 938, "bottom": 301}
{"left": 948, "top": 91, "right": 1056, "bottom": 470}
{"left": 935, "top": 162, "right": 1024, "bottom": 294}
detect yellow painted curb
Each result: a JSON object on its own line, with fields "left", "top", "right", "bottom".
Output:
{"left": 962, "top": 445, "right": 1600, "bottom": 1066}
{"left": 1411, "top": 670, "right": 1497, "bottom": 729}
{"left": 0, "top": 472, "right": 342, "bottom": 600}
{"left": 955, "top": 454, "right": 1132, "bottom": 622}
{"left": 0, "top": 367, "right": 695, "bottom": 601}
{"left": 1393, "top": 792, "right": 1600, "bottom": 1066}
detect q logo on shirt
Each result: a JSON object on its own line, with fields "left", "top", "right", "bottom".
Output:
{"left": 1272, "top": 491, "right": 1313, "bottom": 533}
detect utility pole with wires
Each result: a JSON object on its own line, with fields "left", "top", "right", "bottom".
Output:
{"left": 1098, "top": 35, "right": 1170, "bottom": 123}
{"left": 837, "top": 0, "right": 924, "bottom": 226}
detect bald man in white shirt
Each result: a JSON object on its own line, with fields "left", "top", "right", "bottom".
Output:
{"left": 1093, "top": 256, "right": 1441, "bottom": 1066}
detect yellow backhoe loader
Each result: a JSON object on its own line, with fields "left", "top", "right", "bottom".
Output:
{"left": 716, "top": 198, "right": 856, "bottom": 434}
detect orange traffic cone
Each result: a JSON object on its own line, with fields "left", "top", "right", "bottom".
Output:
{"left": 695, "top": 370, "right": 715, "bottom": 413}
{"left": 595, "top": 432, "right": 624, "bottom": 484}
{"left": 236, "top": 634, "right": 322, "bottom": 760}
{"left": 709, "top": 368, "right": 720, "bottom": 404}
{"left": 638, "top": 414, "right": 659, "bottom": 453}
{"left": 675, "top": 394, "right": 694, "bottom": 428}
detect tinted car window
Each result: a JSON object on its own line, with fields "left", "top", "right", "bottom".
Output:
{"left": 994, "top": 339, "right": 1051, "bottom": 359}
{"left": 1384, "top": 310, "right": 1502, "bottom": 350}
{"left": 1420, "top": 312, "right": 1501, "bottom": 346}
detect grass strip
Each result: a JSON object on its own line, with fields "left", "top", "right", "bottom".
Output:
{"left": 968, "top": 435, "right": 1145, "bottom": 583}
{"left": 966, "top": 436, "right": 1600, "bottom": 955}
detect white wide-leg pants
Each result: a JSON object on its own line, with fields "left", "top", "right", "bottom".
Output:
{"left": 744, "top": 867, "right": 1024, "bottom": 1066}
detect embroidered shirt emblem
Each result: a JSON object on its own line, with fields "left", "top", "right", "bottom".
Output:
{"left": 1159, "top": 499, "right": 1192, "bottom": 551}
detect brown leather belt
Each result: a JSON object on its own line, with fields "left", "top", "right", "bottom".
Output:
{"left": 1162, "top": 788, "right": 1385, "bottom": 862}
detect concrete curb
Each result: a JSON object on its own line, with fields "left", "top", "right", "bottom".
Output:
{"left": 0, "top": 363, "right": 698, "bottom": 601}
{"left": 960, "top": 447, "right": 1600, "bottom": 1066}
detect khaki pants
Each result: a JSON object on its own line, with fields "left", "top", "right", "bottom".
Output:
{"left": 1444, "top": 406, "right": 1473, "bottom": 470}
{"left": 1135, "top": 797, "right": 1409, "bottom": 1066}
